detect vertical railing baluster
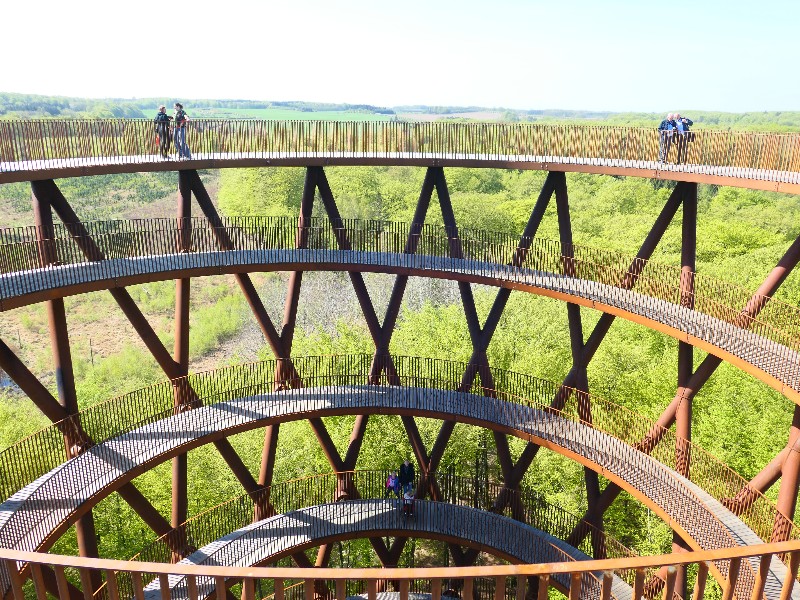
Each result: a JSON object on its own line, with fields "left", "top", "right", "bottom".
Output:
{"left": 397, "top": 578, "right": 409, "bottom": 600}
{"left": 105, "top": 570, "right": 121, "bottom": 600}
{"left": 779, "top": 551, "right": 800, "bottom": 600}
{"left": 463, "top": 578, "right": 474, "bottom": 600}
{"left": 158, "top": 573, "right": 171, "bottom": 600}
{"left": 431, "top": 578, "right": 442, "bottom": 600}
{"left": 750, "top": 553, "right": 772, "bottom": 600}
{"left": 186, "top": 575, "right": 199, "bottom": 600}
{"left": 493, "top": 576, "right": 504, "bottom": 600}
{"left": 721, "top": 558, "right": 740, "bottom": 600}
{"left": 272, "top": 577, "right": 286, "bottom": 600}
{"left": 53, "top": 565, "right": 72, "bottom": 600}
{"left": 243, "top": 577, "right": 255, "bottom": 600}
{"left": 131, "top": 571, "right": 145, "bottom": 600}
{"left": 569, "top": 572, "right": 581, "bottom": 600}
{"left": 633, "top": 568, "right": 645, "bottom": 600}
{"left": 29, "top": 564, "right": 48, "bottom": 600}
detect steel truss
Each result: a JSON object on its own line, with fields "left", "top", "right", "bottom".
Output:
{"left": 2, "top": 166, "right": 800, "bottom": 597}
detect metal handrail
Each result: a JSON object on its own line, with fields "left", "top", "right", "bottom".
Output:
{"left": 0, "top": 355, "right": 794, "bottom": 551}
{"left": 3, "top": 539, "right": 800, "bottom": 600}
{"left": 118, "top": 470, "right": 654, "bottom": 597}
{"left": 1, "top": 120, "right": 799, "bottom": 183}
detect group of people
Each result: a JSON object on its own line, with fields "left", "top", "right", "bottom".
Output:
{"left": 154, "top": 103, "right": 192, "bottom": 160}
{"left": 658, "top": 112, "right": 694, "bottom": 164}
{"left": 386, "top": 459, "right": 416, "bottom": 517}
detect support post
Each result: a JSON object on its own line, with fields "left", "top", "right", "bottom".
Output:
{"left": 31, "top": 182, "right": 101, "bottom": 592}
{"left": 172, "top": 172, "right": 192, "bottom": 546}
{"left": 673, "top": 183, "right": 697, "bottom": 599}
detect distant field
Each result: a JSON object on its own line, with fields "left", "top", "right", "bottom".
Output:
{"left": 396, "top": 111, "right": 504, "bottom": 122}
{"left": 190, "top": 107, "right": 395, "bottom": 121}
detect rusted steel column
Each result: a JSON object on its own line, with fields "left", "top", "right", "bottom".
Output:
{"left": 676, "top": 183, "right": 696, "bottom": 478}
{"left": 31, "top": 182, "right": 101, "bottom": 591}
{"left": 772, "top": 407, "right": 800, "bottom": 543}
{"left": 255, "top": 424, "right": 279, "bottom": 520}
{"left": 31, "top": 184, "right": 57, "bottom": 267}
{"left": 673, "top": 183, "right": 696, "bottom": 599}
{"left": 172, "top": 172, "right": 192, "bottom": 539}
{"left": 584, "top": 470, "right": 605, "bottom": 559}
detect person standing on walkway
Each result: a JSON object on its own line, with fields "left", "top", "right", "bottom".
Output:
{"left": 399, "top": 459, "right": 415, "bottom": 492}
{"left": 154, "top": 105, "right": 172, "bottom": 159}
{"left": 674, "top": 113, "right": 694, "bottom": 164}
{"left": 173, "top": 102, "right": 192, "bottom": 160}
{"left": 658, "top": 113, "right": 676, "bottom": 163}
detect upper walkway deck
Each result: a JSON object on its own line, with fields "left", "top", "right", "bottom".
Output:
{"left": 1, "top": 120, "right": 798, "bottom": 193}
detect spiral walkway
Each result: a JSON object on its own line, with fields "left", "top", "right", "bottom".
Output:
{"left": 142, "top": 500, "right": 630, "bottom": 600}
{"left": 0, "top": 383, "right": 795, "bottom": 599}
{"left": 2, "top": 242, "right": 798, "bottom": 400}
{"left": 1, "top": 120, "right": 799, "bottom": 193}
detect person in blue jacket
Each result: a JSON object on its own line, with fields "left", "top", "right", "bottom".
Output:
{"left": 674, "top": 113, "right": 694, "bottom": 164}
{"left": 658, "top": 113, "right": 676, "bottom": 163}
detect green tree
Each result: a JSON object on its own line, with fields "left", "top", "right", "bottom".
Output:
{"left": 218, "top": 167, "right": 306, "bottom": 217}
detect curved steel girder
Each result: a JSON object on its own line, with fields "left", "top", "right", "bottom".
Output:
{"left": 2, "top": 157, "right": 798, "bottom": 195}
{"left": 144, "top": 500, "right": 626, "bottom": 600}
{"left": 0, "top": 386, "right": 780, "bottom": 597}
{"left": 2, "top": 254, "right": 796, "bottom": 403}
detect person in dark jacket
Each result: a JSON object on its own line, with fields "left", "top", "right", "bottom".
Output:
{"left": 674, "top": 113, "right": 694, "bottom": 164}
{"left": 658, "top": 113, "right": 676, "bottom": 163}
{"left": 154, "top": 106, "right": 172, "bottom": 159}
{"left": 399, "top": 459, "right": 415, "bottom": 492}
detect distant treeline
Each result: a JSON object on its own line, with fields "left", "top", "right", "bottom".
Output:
{"left": 0, "top": 93, "right": 395, "bottom": 119}
{"left": 1, "top": 92, "right": 799, "bottom": 131}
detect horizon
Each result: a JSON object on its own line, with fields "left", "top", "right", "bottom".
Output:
{"left": 3, "top": 91, "right": 798, "bottom": 117}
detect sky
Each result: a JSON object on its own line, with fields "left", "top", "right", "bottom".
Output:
{"left": 3, "top": 0, "right": 798, "bottom": 113}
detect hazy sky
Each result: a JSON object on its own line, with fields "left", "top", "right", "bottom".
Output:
{"left": 4, "top": 0, "right": 798, "bottom": 112}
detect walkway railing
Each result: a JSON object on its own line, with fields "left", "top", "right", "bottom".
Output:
{"left": 119, "top": 470, "right": 653, "bottom": 598}
{"left": 1, "top": 120, "right": 799, "bottom": 182}
{"left": 3, "top": 540, "right": 800, "bottom": 600}
{"left": 0, "top": 355, "right": 794, "bottom": 548}
{"left": 138, "top": 500, "right": 622, "bottom": 600}
{"left": 1, "top": 217, "right": 798, "bottom": 390}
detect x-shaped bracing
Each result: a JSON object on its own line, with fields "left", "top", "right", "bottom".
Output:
{"left": 11, "top": 167, "right": 800, "bottom": 577}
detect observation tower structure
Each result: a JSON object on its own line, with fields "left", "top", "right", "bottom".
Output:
{"left": 0, "top": 120, "right": 800, "bottom": 600}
